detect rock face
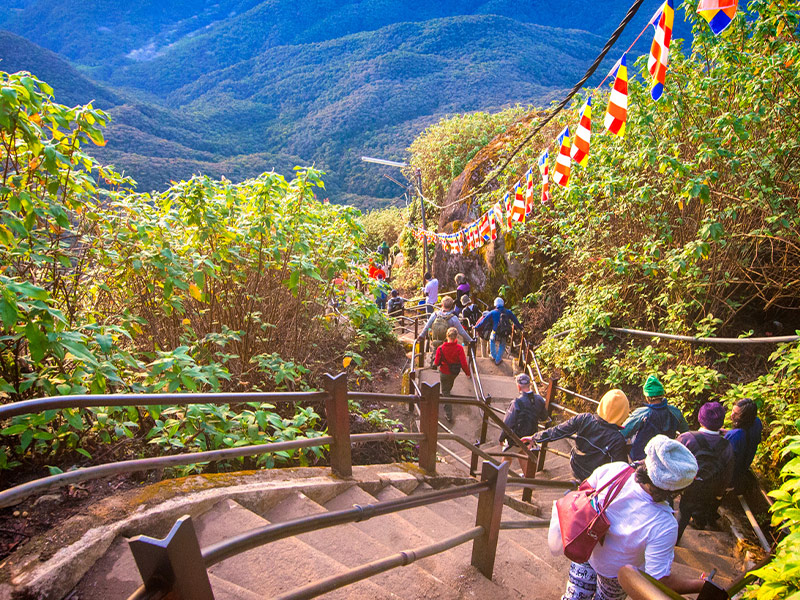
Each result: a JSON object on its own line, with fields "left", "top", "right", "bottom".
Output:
{"left": 431, "top": 111, "right": 556, "bottom": 308}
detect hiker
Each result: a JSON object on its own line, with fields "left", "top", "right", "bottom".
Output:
{"left": 621, "top": 375, "right": 689, "bottom": 461}
{"left": 724, "top": 398, "right": 763, "bottom": 493}
{"left": 417, "top": 296, "right": 473, "bottom": 361}
{"left": 676, "top": 402, "right": 734, "bottom": 541}
{"left": 367, "top": 257, "right": 378, "bottom": 279}
{"left": 560, "top": 436, "right": 705, "bottom": 600}
{"left": 500, "top": 373, "right": 548, "bottom": 472}
{"left": 433, "top": 327, "right": 471, "bottom": 421}
{"left": 423, "top": 272, "right": 439, "bottom": 315}
{"left": 386, "top": 289, "right": 408, "bottom": 318}
{"left": 378, "top": 240, "right": 390, "bottom": 265}
{"left": 454, "top": 273, "right": 470, "bottom": 312}
{"left": 474, "top": 297, "right": 521, "bottom": 366}
{"left": 524, "top": 389, "right": 630, "bottom": 481}
{"left": 460, "top": 296, "right": 482, "bottom": 330}
{"left": 374, "top": 274, "right": 389, "bottom": 310}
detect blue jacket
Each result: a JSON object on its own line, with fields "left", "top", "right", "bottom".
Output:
{"left": 476, "top": 307, "right": 521, "bottom": 332}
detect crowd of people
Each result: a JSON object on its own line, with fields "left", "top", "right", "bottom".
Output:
{"left": 367, "top": 262, "right": 762, "bottom": 599}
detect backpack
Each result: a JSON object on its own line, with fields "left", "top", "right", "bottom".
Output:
{"left": 629, "top": 404, "right": 683, "bottom": 460}
{"left": 692, "top": 433, "right": 728, "bottom": 488}
{"left": 505, "top": 393, "right": 544, "bottom": 439}
{"left": 387, "top": 297, "right": 404, "bottom": 316}
{"left": 475, "top": 316, "right": 493, "bottom": 340}
{"left": 431, "top": 315, "right": 451, "bottom": 342}
{"left": 495, "top": 310, "right": 513, "bottom": 339}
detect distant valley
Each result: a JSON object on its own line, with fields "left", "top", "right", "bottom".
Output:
{"left": 0, "top": 0, "right": 690, "bottom": 208}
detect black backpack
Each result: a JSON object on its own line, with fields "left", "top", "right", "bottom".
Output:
{"left": 504, "top": 393, "right": 544, "bottom": 439}
{"left": 629, "top": 404, "right": 683, "bottom": 460}
{"left": 692, "top": 433, "right": 728, "bottom": 487}
{"left": 387, "top": 297, "right": 404, "bottom": 315}
{"left": 495, "top": 310, "right": 513, "bottom": 339}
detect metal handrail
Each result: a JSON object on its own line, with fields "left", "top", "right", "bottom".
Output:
{"left": 275, "top": 527, "right": 484, "bottom": 600}
{"left": 0, "top": 432, "right": 424, "bottom": 509}
{"left": 0, "top": 391, "right": 330, "bottom": 420}
{"left": 202, "top": 480, "right": 489, "bottom": 566}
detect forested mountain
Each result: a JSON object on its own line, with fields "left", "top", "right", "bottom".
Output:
{"left": 0, "top": 0, "right": 691, "bottom": 207}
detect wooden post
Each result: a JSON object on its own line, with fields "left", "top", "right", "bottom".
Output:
{"left": 471, "top": 460, "right": 510, "bottom": 579}
{"left": 536, "top": 376, "right": 559, "bottom": 473}
{"left": 323, "top": 372, "right": 352, "bottom": 478}
{"left": 418, "top": 381, "right": 440, "bottom": 474}
{"left": 129, "top": 516, "right": 214, "bottom": 600}
{"left": 522, "top": 452, "right": 537, "bottom": 502}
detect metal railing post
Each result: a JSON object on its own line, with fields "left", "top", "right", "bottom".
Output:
{"left": 128, "top": 515, "right": 214, "bottom": 600}
{"left": 418, "top": 382, "right": 440, "bottom": 474}
{"left": 471, "top": 460, "right": 510, "bottom": 579}
{"left": 471, "top": 393, "right": 492, "bottom": 477}
{"left": 536, "top": 377, "right": 560, "bottom": 473}
{"left": 323, "top": 372, "right": 352, "bottom": 478}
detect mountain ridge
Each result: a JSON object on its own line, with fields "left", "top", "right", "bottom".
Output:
{"left": 0, "top": 1, "right": 691, "bottom": 206}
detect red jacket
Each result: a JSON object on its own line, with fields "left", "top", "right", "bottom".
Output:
{"left": 433, "top": 341, "right": 470, "bottom": 376}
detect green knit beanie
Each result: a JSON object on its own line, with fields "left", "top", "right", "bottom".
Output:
{"left": 643, "top": 374, "right": 666, "bottom": 398}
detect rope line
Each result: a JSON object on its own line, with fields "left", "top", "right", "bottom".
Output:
{"left": 452, "top": 0, "right": 648, "bottom": 206}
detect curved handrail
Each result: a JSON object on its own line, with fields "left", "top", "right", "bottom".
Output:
{"left": 0, "top": 391, "right": 330, "bottom": 421}
{"left": 202, "top": 480, "right": 489, "bottom": 566}
{"left": 0, "top": 432, "right": 423, "bottom": 509}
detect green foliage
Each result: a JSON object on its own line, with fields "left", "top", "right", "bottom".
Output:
{"left": 146, "top": 403, "right": 325, "bottom": 473}
{"left": 359, "top": 206, "right": 406, "bottom": 254}
{"left": 746, "top": 436, "right": 800, "bottom": 599}
{"left": 0, "top": 70, "right": 392, "bottom": 474}
{"left": 408, "top": 107, "right": 526, "bottom": 208}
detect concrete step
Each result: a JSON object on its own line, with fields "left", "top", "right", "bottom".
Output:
{"left": 194, "top": 498, "right": 391, "bottom": 599}
{"left": 69, "top": 534, "right": 270, "bottom": 600}
{"left": 70, "top": 535, "right": 143, "bottom": 599}
{"left": 263, "top": 490, "right": 446, "bottom": 599}
{"left": 406, "top": 483, "right": 569, "bottom": 597}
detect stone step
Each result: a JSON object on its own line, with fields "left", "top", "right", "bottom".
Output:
{"left": 263, "top": 490, "right": 447, "bottom": 599}
{"left": 69, "top": 534, "right": 272, "bottom": 600}
{"left": 70, "top": 535, "right": 144, "bottom": 599}
{"left": 405, "top": 483, "right": 569, "bottom": 597}
{"left": 194, "top": 498, "right": 392, "bottom": 599}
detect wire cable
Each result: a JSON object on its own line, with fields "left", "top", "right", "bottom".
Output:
{"left": 455, "top": 0, "right": 648, "bottom": 205}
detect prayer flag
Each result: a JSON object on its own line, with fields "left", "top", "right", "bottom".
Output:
{"left": 493, "top": 202, "right": 504, "bottom": 226}
{"left": 648, "top": 0, "right": 674, "bottom": 101}
{"left": 604, "top": 53, "right": 628, "bottom": 136}
{"left": 510, "top": 184, "right": 527, "bottom": 224}
{"left": 698, "top": 0, "right": 737, "bottom": 35}
{"left": 504, "top": 192, "right": 514, "bottom": 228}
{"left": 489, "top": 211, "right": 498, "bottom": 240}
{"left": 525, "top": 168, "right": 535, "bottom": 215}
{"left": 479, "top": 213, "right": 491, "bottom": 241}
{"left": 570, "top": 98, "right": 592, "bottom": 166}
{"left": 538, "top": 150, "right": 551, "bottom": 204}
{"left": 553, "top": 127, "right": 572, "bottom": 187}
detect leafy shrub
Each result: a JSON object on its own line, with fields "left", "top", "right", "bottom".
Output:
{"left": 746, "top": 436, "right": 800, "bottom": 599}
{"left": 0, "top": 70, "right": 395, "bottom": 474}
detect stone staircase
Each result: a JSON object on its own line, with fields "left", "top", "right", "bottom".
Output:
{"left": 71, "top": 472, "right": 571, "bottom": 599}
{"left": 2, "top": 349, "right": 756, "bottom": 600}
